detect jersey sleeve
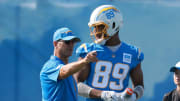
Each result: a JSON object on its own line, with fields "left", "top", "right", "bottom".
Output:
{"left": 44, "top": 62, "right": 64, "bottom": 82}
{"left": 76, "top": 43, "right": 90, "bottom": 58}
{"left": 134, "top": 48, "right": 144, "bottom": 67}
{"left": 130, "top": 46, "right": 144, "bottom": 68}
{"left": 137, "top": 48, "right": 144, "bottom": 62}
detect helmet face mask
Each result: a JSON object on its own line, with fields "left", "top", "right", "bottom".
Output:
{"left": 89, "top": 22, "right": 110, "bottom": 44}
{"left": 88, "top": 5, "right": 123, "bottom": 45}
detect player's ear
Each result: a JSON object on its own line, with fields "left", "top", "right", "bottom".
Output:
{"left": 53, "top": 41, "right": 58, "bottom": 47}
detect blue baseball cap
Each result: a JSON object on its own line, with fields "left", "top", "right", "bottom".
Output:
{"left": 170, "top": 61, "right": 180, "bottom": 72}
{"left": 53, "top": 27, "right": 81, "bottom": 42}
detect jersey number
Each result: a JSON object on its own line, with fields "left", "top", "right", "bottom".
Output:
{"left": 92, "top": 61, "right": 129, "bottom": 90}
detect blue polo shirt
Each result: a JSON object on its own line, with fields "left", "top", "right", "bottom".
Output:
{"left": 40, "top": 55, "right": 78, "bottom": 101}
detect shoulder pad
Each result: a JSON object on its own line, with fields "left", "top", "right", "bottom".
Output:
{"left": 76, "top": 43, "right": 92, "bottom": 57}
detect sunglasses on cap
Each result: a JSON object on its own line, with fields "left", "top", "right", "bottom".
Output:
{"left": 57, "top": 39, "right": 75, "bottom": 45}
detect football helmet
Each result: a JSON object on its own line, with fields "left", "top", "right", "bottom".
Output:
{"left": 88, "top": 5, "right": 123, "bottom": 45}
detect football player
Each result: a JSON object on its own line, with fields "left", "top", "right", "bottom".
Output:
{"left": 74, "top": 5, "right": 144, "bottom": 101}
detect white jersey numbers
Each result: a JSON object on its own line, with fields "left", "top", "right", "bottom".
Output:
{"left": 92, "top": 61, "right": 129, "bottom": 90}
{"left": 92, "top": 61, "right": 112, "bottom": 88}
{"left": 110, "top": 63, "right": 129, "bottom": 90}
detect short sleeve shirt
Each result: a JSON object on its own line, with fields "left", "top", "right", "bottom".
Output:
{"left": 40, "top": 55, "right": 78, "bottom": 101}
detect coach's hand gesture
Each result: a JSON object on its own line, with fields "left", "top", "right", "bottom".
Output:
{"left": 84, "top": 51, "right": 98, "bottom": 63}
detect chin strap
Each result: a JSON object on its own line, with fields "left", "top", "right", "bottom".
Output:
{"left": 95, "top": 39, "right": 106, "bottom": 45}
{"left": 95, "top": 36, "right": 111, "bottom": 45}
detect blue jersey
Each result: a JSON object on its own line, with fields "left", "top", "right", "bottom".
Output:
{"left": 40, "top": 55, "right": 78, "bottom": 101}
{"left": 76, "top": 42, "right": 144, "bottom": 101}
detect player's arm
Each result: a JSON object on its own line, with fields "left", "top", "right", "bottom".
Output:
{"left": 130, "top": 63, "right": 144, "bottom": 100}
{"left": 73, "top": 57, "right": 91, "bottom": 82}
{"left": 58, "top": 51, "right": 98, "bottom": 80}
{"left": 77, "top": 81, "right": 117, "bottom": 99}
{"left": 74, "top": 57, "right": 102, "bottom": 98}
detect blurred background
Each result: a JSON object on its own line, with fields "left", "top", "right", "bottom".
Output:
{"left": 0, "top": 0, "right": 180, "bottom": 101}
